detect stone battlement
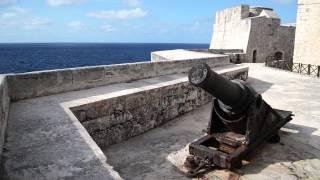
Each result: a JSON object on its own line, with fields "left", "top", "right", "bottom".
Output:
{"left": 0, "top": 55, "right": 249, "bottom": 179}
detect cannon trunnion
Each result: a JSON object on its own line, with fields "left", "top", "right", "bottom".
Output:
{"left": 185, "top": 63, "right": 293, "bottom": 176}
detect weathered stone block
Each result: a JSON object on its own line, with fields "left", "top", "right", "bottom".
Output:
{"left": 72, "top": 66, "right": 105, "bottom": 87}
{"left": 37, "top": 70, "right": 73, "bottom": 96}
{"left": 7, "top": 73, "right": 40, "bottom": 100}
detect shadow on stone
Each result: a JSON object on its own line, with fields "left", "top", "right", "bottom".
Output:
{"left": 247, "top": 77, "right": 274, "bottom": 94}
{"left": 240, "top": 123, "right": 320, "bottom": 179}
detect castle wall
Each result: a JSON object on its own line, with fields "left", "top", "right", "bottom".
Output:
{"left": 210, "top": 5, "right": 251, "bottom": 52}
{"left": 0, "top": 76, "right": 10, "bottom": 162}
{"left": 246, "top": 17, "right": 279, "bottom": 62}
{"left": 294, "top": 0, "right": 320, "bottom": 65}
{"left": 210, "top": 5, "right": 295, "bottom": 63}
{"left": 277, "top": 26, "right": 296, "bottom": 62}
{"left": 247, "top": 17, "right": 295, "bottom": 63}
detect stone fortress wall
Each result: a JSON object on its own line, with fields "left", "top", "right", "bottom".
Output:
{"left": 0, "top": 54, "right": 249, "bottom": 179}
{"left": 294, "top": 0, "right": 320, "bottom": 65}
{"left": 0, "top": 76, "right": 10, "bottom": 161}
{"left": 210, "top": 5, "right": 252, "bottom": 54}
{"left": 0, "top": 55, "right": 247, "bottom": 166}
{"left": 210, "top": 5, "right": 296, "bottom": 63}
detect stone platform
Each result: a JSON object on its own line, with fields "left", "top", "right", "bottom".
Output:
{"left": 0, "top": 64, "right": 247, "bottom": 180}
{"left": 104, "top": 64, "right": 320, "bottom": 180}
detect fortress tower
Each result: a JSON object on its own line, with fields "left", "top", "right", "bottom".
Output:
{"left": 293, "top": 0, "right": 320, "bottom": 65}
{"left": 210, "top": 5, "right": 295, "bottom": 63}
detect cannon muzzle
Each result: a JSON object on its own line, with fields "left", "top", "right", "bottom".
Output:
{"left": 188, "top": 63, "right": 253, "bottom": 115}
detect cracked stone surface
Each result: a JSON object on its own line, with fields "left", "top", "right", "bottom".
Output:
{"left": 104, "top": 64, "right": 320, "bottom": 180}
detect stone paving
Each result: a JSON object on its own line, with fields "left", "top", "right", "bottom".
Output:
{"left": 104, "top": 64, "right": 320, "bottom": 180}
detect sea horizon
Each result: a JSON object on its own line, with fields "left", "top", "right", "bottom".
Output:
{"left": 0, "top": 42, "right": 209, "bottom": 74}
{"left": 0, "top": 42, "right": 210, "bottom": 45}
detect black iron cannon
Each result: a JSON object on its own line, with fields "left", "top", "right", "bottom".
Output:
{"left": 184, "top": 63, "right": 293, "bottom": 176}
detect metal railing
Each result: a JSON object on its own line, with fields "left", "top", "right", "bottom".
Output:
{"left": 265, "top": 58, "right": 320, "bottom": 77}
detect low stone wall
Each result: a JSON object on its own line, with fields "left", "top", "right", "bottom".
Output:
{"left": 0, "top": 76, "right": 10, "bottom": 161}
{"left": 70, "top": 68, "right": 248, "bottom": 148}
{"left": 7, "top": 57, "right": 229, "bottom": 102}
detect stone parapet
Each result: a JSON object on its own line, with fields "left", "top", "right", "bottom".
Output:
{"left": 7, "top": 56, "right": 229, "bottom": 101}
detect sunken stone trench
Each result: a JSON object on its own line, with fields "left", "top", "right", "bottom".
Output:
{"left": 102, "top": 104, "right": 212, "bottom": 180}
{"left": 70, "top": 82, "right": 212, "bottom": 148}
{"left": 70, "top": 71, "right": 248, "bottom": 179}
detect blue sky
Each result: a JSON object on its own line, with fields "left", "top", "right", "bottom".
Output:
{"left": 0, "top": 0, "right": 297, "bottom": 43}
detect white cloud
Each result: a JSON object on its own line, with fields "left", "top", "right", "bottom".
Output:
{"left": 0, "top": 0, "right": 16, "bottom": 6}
{"left": 47, "top": 0, "right": 85, "bottom": 7}
{"left": 100, "top": 24, "right": 116, "bottom": 32}
{"left": 1, "top": 7, "right": 29, "bottom": 19}
{"left": 271, "top": 0, "right": 294, "bottom": 4}
{"left": 67, "top": 20, "right": 84, "bottom": 29}
{"left": 123, "top": 0, "right": 142, "bottom": 7}
{"left": 0, "top": 7, "right": 30, "bottom": 28}
{"left": 1, "top": 12, "right": 16, "bottom": 18}
{"left": 10, "top": 7, "right": 29, "bottom": 14}
{"left": 24, "top": 17, "right": 52, "bottom": 29}
{"left": 0, "top": 7, "right": 50, "bottom": 30}
{"left": 88, "top": 8, "right": 147, "bottom": 20}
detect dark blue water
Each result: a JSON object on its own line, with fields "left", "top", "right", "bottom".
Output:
{"left": 0, "top": 43, "right": 209, "bottom": 74}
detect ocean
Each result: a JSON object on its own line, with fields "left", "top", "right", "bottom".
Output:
{"left": 0, "top": 43, "right": 209, "bottom": 74}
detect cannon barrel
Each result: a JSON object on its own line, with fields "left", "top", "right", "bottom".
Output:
{"left": 188, "top": 63, "right": 252, "bottom": 113}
